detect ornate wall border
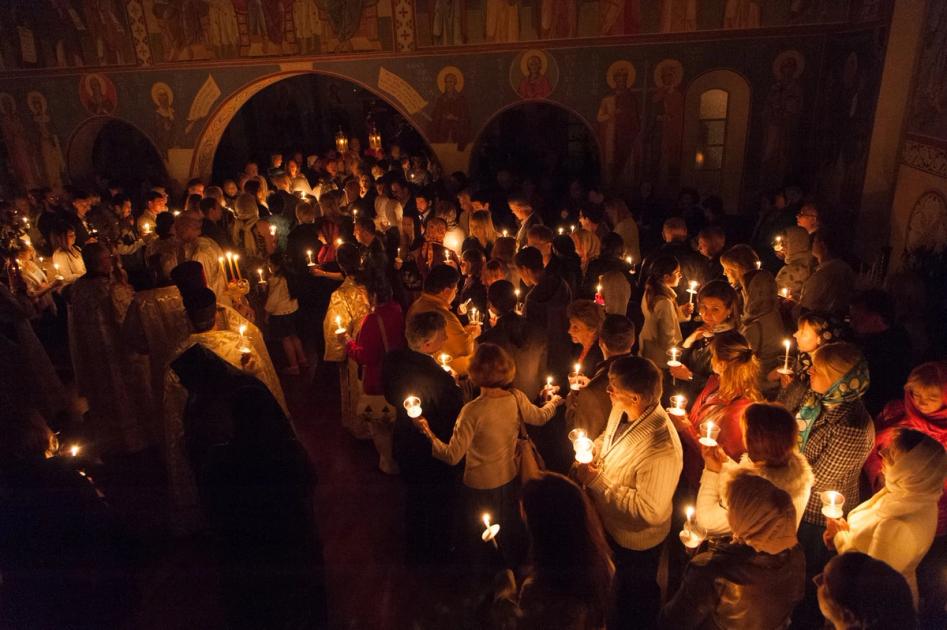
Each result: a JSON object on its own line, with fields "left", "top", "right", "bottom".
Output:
{"left": 902, "top": 139, "right": 947, "bottom": 178}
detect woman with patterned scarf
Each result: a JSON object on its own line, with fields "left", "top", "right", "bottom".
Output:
{"left": 230, "top": 192, "right": 274, "bottom": 269}
{"left": 794, "top": 342, "right": 874, "bottom": 628}
{"left": 776, "top": 312, "right": 848, "bottom": 414}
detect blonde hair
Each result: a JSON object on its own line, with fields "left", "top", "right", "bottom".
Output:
{"left": 469, "top": 209, "right": 496, "bottom": 248}
{"left": 571, "top": 228, "right": 601, "bottom": 271}
{"left": 812, "top": 342, "right": 863, "bottom": 384}
{"left": 711, "top": 330, "right": 762, "bottom": 403}
{"left": 905, "top": 361, "right": 947, "bottom": 395}
{"left": 469, "top": 343, "right": 516, "bottom": 388}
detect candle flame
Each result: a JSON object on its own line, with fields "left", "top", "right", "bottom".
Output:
{"left": 784, "top": 339, "right": 791, "bottom": 350}
{"left": 574, "top": 363, "right": 581, "bottom": 373}
{"left": 596, "top": 284, "right": 602, "bottom": 293}
{"left": 239, "top": 324, "right": 247, "bottom": 336}
{"left": 546, "top": 376, "right": 553, "bottom": 385}
{"left": 685, "top": 505, "right": 695, "bottom": 521}
{"left": 689, "top": 280, "right": 698, "bottom": 290}
{"left": 69, "top": 444, "right": 80, "bottom": 457}
{"left": 482, "top": 513, "right": 491, "bottom": 528}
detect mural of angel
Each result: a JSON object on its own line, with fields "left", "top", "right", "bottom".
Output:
{"left": 27, "top": 91, "right": 65, "bottom": 191}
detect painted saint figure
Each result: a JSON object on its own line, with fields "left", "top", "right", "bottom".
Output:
{"left": 540, "top": 0, "right": 577, "bottom": 39}
{"left": 432, "top": 0, "right": 465, "bottom": 45}
{"left": 597, "top": 60, "right": 640, "bottom": 184}
{"left": 27, "top": 91, "right": 65, "bottom": 191}
{"left": 761, "top": 51, "right": 804, "bottom": 189}
{"left": 517, "top": 52, "right": 553, "bottom": 99}
{"left": 151, "top": 82, "right": 177, "bottom": 160}
{"left": 723, "top": 0, "right": 760, "bottom": 29}
{"left": 485, "top": 0, "right": 519, "bottom": 42}
{"left": 430, "top": 66, "right": 471, "bottom": 150}
{"left": 659, "top": 0, "right": 697, "bottom": 32}
{"left": 0, "top": 93, "right": 39, "bottom": 188}
{"left": 651, "top": 59, "right": 684, "bottom": 188}
{"left": 600, "top": 0, "right": 641, "bottom": 35}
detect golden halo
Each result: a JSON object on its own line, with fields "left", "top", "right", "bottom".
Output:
{"left": 26, "top": 91, "right": 46, "bottom": 114}
{"left": 653, "top": 59, "right": 683, "bottom": 88}
{"left": 520, "top": 49, "right": 549, "bottom": 76}
{"left": 151, "top": 82, "right": 173, "bottom": 107}
{"left": 83, "top": 73, "right": 107, "bottom": 95}
{"left": 436, "top": 66, "right": 464, "bottom": 93}
{"left": 606, "top": 60, "right": 636, "bottom": 89}
{"left": 772, "top": 50, "right": 805, "bottom": 80}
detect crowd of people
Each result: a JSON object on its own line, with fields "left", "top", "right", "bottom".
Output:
{"left": 1, "top": 143, "right": 946, "bottom": 630}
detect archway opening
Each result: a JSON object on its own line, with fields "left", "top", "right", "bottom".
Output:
{"left": 211, "top": 73, "right": 433, "bottom": 184}
{"left": 470, "top": 103, "right": 601, "bottom": 203}
{"left": 67, "top": 118, "right": 167, "bottom": 199}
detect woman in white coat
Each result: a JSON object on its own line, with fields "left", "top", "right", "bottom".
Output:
{"left": 825, "top": 428, "right": 947, "bottom": 604}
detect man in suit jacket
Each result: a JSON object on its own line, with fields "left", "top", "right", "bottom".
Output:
{"left": 574, "top": 356, "right": 683, "bottom": 630}
{"left": 478, "top": 280, "right": 547, "bottom": 399}
{"left": 384, "top": 311, "right": 464, "bottom": 565}
{"left": 565, "top": 314, "right": 635, "bottom": 440}
{"left": 510, "top": 195, "right": 543, "bottom": 250}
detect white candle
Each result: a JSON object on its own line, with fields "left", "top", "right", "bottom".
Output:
{"left": 142, "top": 222, "right": 152, "bottom": 235}
{"left": 821, "top": 490, "right": 845, "bottom": 519}
{"left": 781, "top": 338, "right": 792, "bottom": 373}
{"left": 755, "top": 260, "right": 762, "bottom": 270}
{"left": 439, "top": 353, "right": 453, "bottom": 372}
{"left": 403, "top": 395, "right": 423, "bottom": 418}
{"left": 69, "top": 444, "right": 80, "bottom": 457}
{"left": 668, "top": 394, "right": 688, "bottom": 417}
{"left": 573, "top": 435, "right": 594, "bottom": 464}
{"left": 667, "top": 346, "right": 682, "bottom": 368}
{"left": 270, "top": 224, "right": 277, "bottom": 237}
{"left": 570, "top": 224, "right": 576, "bottom": 233}
{"left": 569, "top": 363, "right": 583, "bottom": 391}
{"left": 469, "top": 307, "right": 480, "bottom": 325}
{"left": 544, "top": 375, "right": 554, "bottom": 401}
{"left": 306, "top": 249, "right": 315, "bottom": 267}
{"left": 558, "top": 227, "right": 564, "bottom": 235}
{"left": 680, "top": 505, "right": 705, "bottom": 549}
{"left": 502, "top": 229, "right": 509, "bottom": 238}
{"left": 780, "top": 287, "right": 790, "bottom": 299}
{"left": 688, "top": 280, "right": 698, "bottom": 304}
{"left": 334, "top": 315, "right": 345, "bottom": 335}
{"left": 238, "top": 324, "right": 251, "bottom": 355}
{"left": 481, "top": 512, "right": 500, "bottom": 549}
{"left": 444, "top": 247, "right": 450, "bottom": 262}
{"left": 257, "top": 268, "right": 266, "bottom": 284}
{"left": 698, "top": 420, "right": 719, "bottom": 447}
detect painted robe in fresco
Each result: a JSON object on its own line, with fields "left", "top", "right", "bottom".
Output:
{"left": 430, "top": 89, "right": 471, "bottom": 150}
{"left": 431, "top": 0, "right": 465, "bottom": 45}
{"left": 600, "top": 0, "right": 640, "bottom": 35}
{"left": 485, "top": 0, "right": 519, "bottom": 42}
{"left": 653, "top": 81, "right": 684, "bottom": 185}
{"left": 761, "top": 74, "right": 803, "bottom": 188}
{"left": 723, "top": 0, "right": 760, "bottom": 29}
{"left": 659, "top": 0, "right": 696, "bottom": 32}
{"left": 540, "top": 0, "right": 577, "bottom": 39}
{"left": 598, "top": 88, "right": 641, "bottom": 183}
{"left": 32, "top": 111, "right": 65, "bottom": 190}
{"left": 0, "top": 110, "right": 38, "bottom": 188}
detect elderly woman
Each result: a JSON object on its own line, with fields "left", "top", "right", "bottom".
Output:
{"left": 231, "top": 192, "right": 274, "bottom": 265}
{"left": 697, "top": 403, "right": 814, "bottom": 535}
{"left": 775, "top": 225, "right": 815, "bottom": 299}
{"left": 567, "top": 299, "right": 606, "bottom": 374}
{"left": 826, "top": 428, "right": 947, "bottom": 605}
{"left": 658, "top": 472, "right": 805, "bottom": 629}
{"left": 413, "top": 343, "right": 562, "bottom": 564}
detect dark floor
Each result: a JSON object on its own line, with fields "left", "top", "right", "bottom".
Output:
{"left": 129, "top": 361, "right": 410, "bottom": 630}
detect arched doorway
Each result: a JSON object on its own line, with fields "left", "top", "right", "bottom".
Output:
{"left": 67, "top": 117, "right": 167, "bottom": 198}
{"left": 193, "top": 72, "right": 435, "bottom": 184}
{"left": 470, "top": 102, "right": 601, "bottom": 203}
{"left": 680, "top": 70, "right": 751, "bottom": 211}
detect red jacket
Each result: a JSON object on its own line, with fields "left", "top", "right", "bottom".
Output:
{"left": 346, "top": 301, "right": 405, "bottom": 395}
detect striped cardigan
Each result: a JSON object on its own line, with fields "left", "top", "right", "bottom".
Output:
{"left": 588, "top": 404, "right": 684, "bottom": 550}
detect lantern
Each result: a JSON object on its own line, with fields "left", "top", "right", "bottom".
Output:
{"left": 368, "top": 126, "right": 382, "bottom": 151}
{"left": 335, "top": 127, "right": 349, "bottom": 153}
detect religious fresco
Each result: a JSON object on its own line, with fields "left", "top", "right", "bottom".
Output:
{"left": 26, "top": 91, "right": 67, "bottom": 191}
{"left": 138, "top": 0, "right": 395, "bottom": 62}
{"left": 429, "top": 66, "right": 472, "bottom": 150}
{"left": 0, "top": 0, "right": 136, "bottom": 69}
{"left": 510, "top": 49, "right": 558, "bottom": 99}
{"left": 905, "top": 1, "right": 947, "bottom": 145}
{"left": 0, "top": 92, "right": 41, "bottom": 188}
{"left": 596, "top": 60, "right": 640, "bottom": 184}
{"left": 646, "top": 58, "right": 684, "bottom": 190}
{"left": 759, "top": 49, "right": 805, "bottom": 190}
{"left": 78, "top": 73, "right": 119, "bottom": 116}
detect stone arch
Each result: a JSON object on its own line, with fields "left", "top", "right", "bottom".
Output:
{"left": 469, "top": 100, "right": 602, "bottom": 186}
{"left": 681, "top": 69, "right": 752, "bottom": 211}
{"left": 66, "top": 115, "right": 166, "bottom": 187}
{"left": 189, "top": 69, "right": 436, "bottom": 182}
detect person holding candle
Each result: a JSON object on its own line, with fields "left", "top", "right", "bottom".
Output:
{"left": 774, "top": 225, "right": 815, "bottom": 300}
{"left": 383, "top": 312, "right": 464, "bottom": 565}
{"left": 659, "top": 472, "right": 805, "bottom": 630}
{"left": 775, "top": 312, "right": 848, "bottom": 414}
{"left": 457, "top": 248, "right": 487, "bottom": 322}
{"left": 669, "top": 280, "right": 739, "bottom": 399}
{"left": 696, "top": 403, "right": 814, "bottom": 536}
{"left": 49, "top": 226, "right": 86, "bottom": 285}
{"left": 794, "top": 342, "right": 874, "bottom": 628}
{"left": 567, "top": 299, "right": 606, "bottom": 377}
{"left": 230, "top": 193, "right": 275, "bottom": 268}
{"left": 816, "top": 552, "right": 916, "bottom": 630}
{"left": 263, "top": 254, "right": 306, "bottom": 376}
{"left": 413, "top": 343, "right": 562, "bottom": 566}
{"left": 406, "top": 263, "right": 479, "bottom": 377}
{"left": 574, "top": 356, "right": 683, "bottom": 629}
{"left": 176, "top": 212, "right": 232, "bottom": 308}
{"left": 492, "top": 472, "right": 614, "bottom": 630}
{"left": 566, "top": 314, "right": 636, "bottom": 441}
{"left": 324, "top": 244, "right": 372, "bottom": 438}
{"left": 515, "top": 246, "right": 573, "bottom": 384}
{"left": 570, "top": 227, "right": 601, "bottom": 278}
{"left": 604, "top": 197, "right": 640, "bottom": 263}
{"left": 678, "top": 330, "right": 763, "bottom": 491}
{"left": 824, "top": 429, "right": 947, "bottom": 606}
{"left": 738, "top": 266, "right": 787, "bottom": 390}
{"left": 461, "top": 209, "right": 497, "bottom": 258}
{"left": 638, "top": 256, "right": 693, "bottom": 369}
{"left": 596, "top": 270, "right": 632, "bottom": 316}
{"left": 582, "top": 233, "right": 628, "bottom": 300}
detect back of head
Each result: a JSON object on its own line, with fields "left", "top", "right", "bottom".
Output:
{"left": 822, "top": 552, "right": 916, "bottom": 629}
{"left": 336, "top": 242, "right": 362, "bottom": 278}
{"left": 783, "top": 225, "right": 811, "bottom": 258}
{"left": 885, "top": 428, "right": 947, "bottom": 498}
{"left": 487, "top": 279, "right": 516, "bottom": 316}
{"left": 514, "top": 246, "right": 544, "bottom": 274}
{"left": 468, "top": 342, "right": 515, "bottom": 389}
{"left": 608, "top": 356, "right": 662, "bottom": 404}
{"left": 726, "top": 471, "right": 797, "bottom": 555}
{"left": 406, "top": 311, "right": 446, "bottom": 351}
{"left": 663, "top": 216, "right": 687, "bottom": 241}
{"left": 520, "top": 472, "right": 614, "bottom": 603}
{"left": 600, "top": 314, "right": 635, "bottom": 355}
{"left": 710, "top": 329, "right": 761, "bottom": 402}
{"left": 580, "top": 203, "right": 605, "bottom": 225}
{"left": 198, "top": 196, "right": 218, "bottom": 216}
{"left": 599, "top": 270, "right": 631, "bottom": 315}
{"left": 80, "top": 242, "right": 109, "bottom": 275}
{"left": 527, "top": 224, "right": 554, "bottom": 245}
{"left": 720, "top": 244, "right": 760, "bottom": 277}
{"left": 811, "top": 342, "right": 864, "bottom": 386}
{"left": 423, "top": 263, "right": 460, "bottom": 294}
{"left": 601, "top": 232, "right": 624, "bottom": 258}
{"left": 155, "top": 211, "right": 175, "bottom": 237}
{"left": 743, "top": 403, "right": 797, "bottom": 467}
{"left": 234, "top": 192, "right": 259, "bottom": 220}
{"left": 492, "top": 236, "right": 517, "bottom": 262}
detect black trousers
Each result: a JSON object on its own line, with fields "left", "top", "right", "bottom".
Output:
{"left": 607, "top": 536, "right": 662, "bottom": 630}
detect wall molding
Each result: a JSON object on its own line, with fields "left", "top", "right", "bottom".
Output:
{"left": 902, "top": 140, "right": 947, "bottom": 179}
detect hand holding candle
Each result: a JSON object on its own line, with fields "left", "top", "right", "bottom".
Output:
{"left": 481, "top": 513, "right": 500, "bottom": 549}
{"left": 687, "top": 280, "right": 699, "bottom": 304}
{"left": 403, "top": 395, "right": 423, "bottom": 418}
{"left": 698, "top": 420, "right": 720, "bottom": 447}
{"left": 569, "top": 363, "right": 584, "bottom": 391}
{"left": 668, "top": 394, "right": 688, "bottom": 417}
{"left": 334, "top": 315, "right": 346, "bottom": 335}
{"left": 667, "top": 346, "right": 682, "bottom": 368}
{"left": 439, "top": 353, "right": 453, "bottom": 372}
{"left": 679, "top": 506, "right": 707, "bottom": 549}
{"left": 569, "top": 429, "right": 594, "bottom": 464}
{"left": 778, "top": 338, "right": 793, "bottom": 375}
{"left": 306, "top": 249, "right": 315, "bottom": 267}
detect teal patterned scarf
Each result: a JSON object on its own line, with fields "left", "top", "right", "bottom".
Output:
{"left": 796, "top": 359, "right": 870, "bottom": 448}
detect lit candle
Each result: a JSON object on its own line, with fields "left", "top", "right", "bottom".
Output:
{"left": 238, "top": 324, "right": 251, "bottom": 355}
{"left": 668, "top": 394, "right": 688, "bottom": 417}
{"left": 570, "top": 224, "right": 576, "bottom": 233}
{"left": 225, "top": 252, "right": 236, "bottom": 280}
{"left": 218, "top": 256, "right": 229, "bottom": 282}
{"left": 502, "top": 229, "right": 509, "bottom": 238}
{"left": 698, "top": 420, "right": 720, "bottom": 447}
{"left": 270, "top": 224, "right": 277, "bottom": 237}
{"left": 481, "top": 513, "right": 500, "bottom": 549}
{"left": 569, "top": 363, "right": 583, "bottom": 391}
{"left": 142, "top": 222, "right": 152, "bottom": 235}
{"left": 257, "top": 267, "right": 266, "bottom": 285}
{"left": 469, "top": 307, "right": 480, "bottom": 325}
{"left": 821, "top": 490, "right": 845, "bottom": 519}
{"left": 667, "top": 346, "right": 682, "bottom": 368}
{"left": 680, "top": 505, "right": 706, "bottom": 549}
{"left": 403, "top": 395, "right": 423, "bottom": 418}
{"left": 543, "top": 375, "right": 554, "bottom": 401}
{"left": 779, "top": 338, "right": 792, "bottom": 374}
{"left": 755, "top": 260, "right": 762, "bottom": 270}
{"left": 306, "top": 249, "right": 315, "bottom": 267}
{"left": 69, "top": 444, "right": 80, "bottom": 457}
{"left": 573, "top": 434, "right": 594, "bottom": 464}
{"left": 514, "top": 288, "right": 524, "bottom": 315}
{"left": 444, "top": 247, "right": 450, "bottom": 262}
{"left": 53, "top": 263, "right": 63, "bottom": 280}
{"left": 774, "top": 235, "right": 783, "bottom": 251}
{"left": 780, "top": 287, "right": 790, "bottom": 299}
{"left": 335, "top": 238, "right": 344, "bottom": 246}
{"left": 439, "top": 353, "right": 453, "bottom": 372}
{"left": 396, "top": 246, "right": 402, "bottom": 261}
{"left": 334, "top": 315, "right": 345, "bottom": 335}
{"left": 232, "top": 254, "right": 243, "bottom": 280}
{"left": 353, "top": 208, "right": 359, "bottom": 218}
{"left": 687, "top": 280, "right": 698, "bottom": 304}
{"left": 558, "top": 227, "right": 564, "bottom": 235}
